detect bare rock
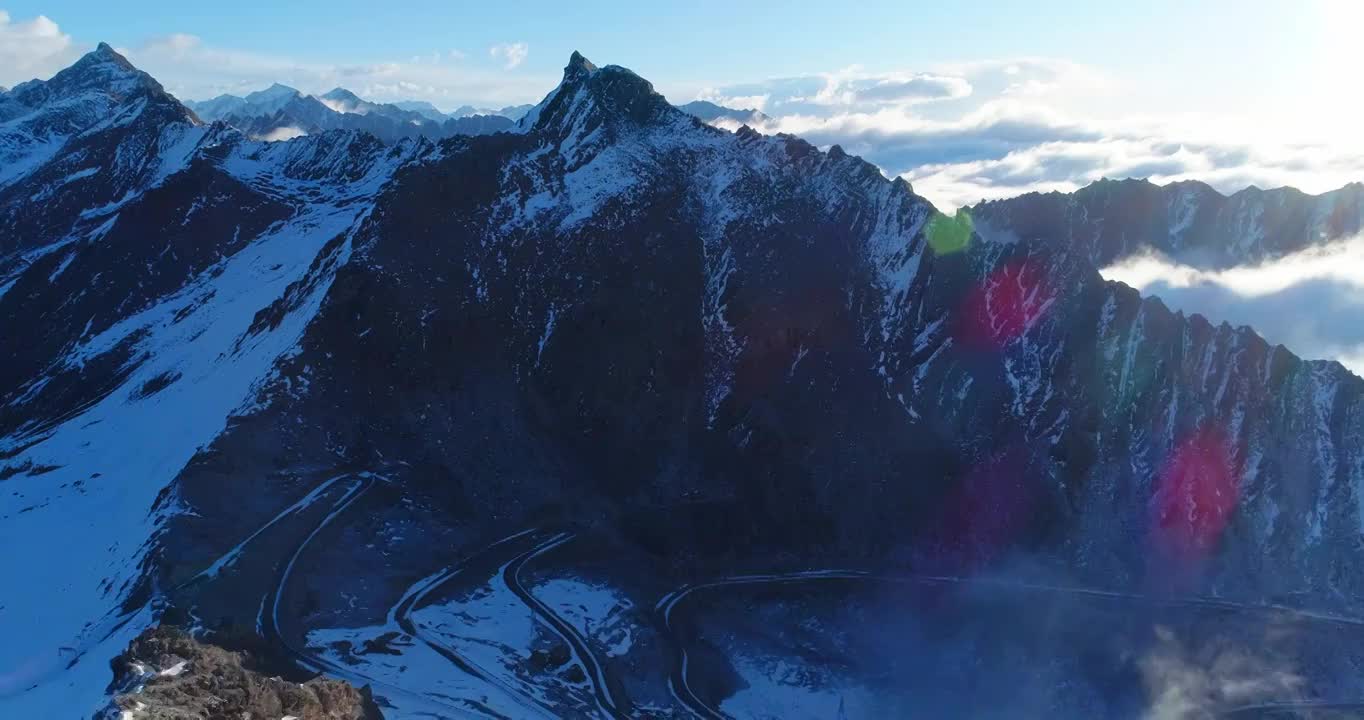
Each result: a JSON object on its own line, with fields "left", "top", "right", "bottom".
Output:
{"left": 103, "top": 626, "right": 382, "bottom": 720}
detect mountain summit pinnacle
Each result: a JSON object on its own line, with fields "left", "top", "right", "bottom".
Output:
{"left": 564, "top": 51, "right": 599, "bottom": 82}
{"left": 4, "top": 39, "right": 183, "bottom": 112}
{"left": 517, "top": 51, "right": 674, "bottom": 137}
{"left": 75, "top": 42, "right": 141, "bottom": 77}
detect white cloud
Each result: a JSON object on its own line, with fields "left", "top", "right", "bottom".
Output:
{"left": 256, "top": 125, "right": 307, "bottom": 142}
{"left": 696, "top": 89, "right": 770, "bottom": 112}
{"left": 698, "top": 67, "right": 972, "bottom": 116}
{"left": 317, "top": 97, "right": 356, "bottom": 114}
{"left": 938, "top": 58, "right": 1110, "bottom": 103}
{"left": 1105, "top": 236, "right": 1364, "bottom": 299}
{"left": 710, "top": 99, "right": 1105, "bottom": 207}
{"left": 699, "top": 55, "right": 1364, "bottom": 212}
{"left": 900, "top": 136, "right": 1364, "bottom": 210}
{"left": 117, "top": 34, "right": 552, "bottom": 110}
{"left": 0, "top": 10, "right": 80, "bottom": 87}
{"left": 489, "top": 42, "right": 528, "bottom": 70}
{"left": 1140, "top": 625, "right": 1304, "bottom": 719}
{"left": 1101, "top": 238, "right": 1364, "bottom": 375}
{"left": 849, "top": 73, "right": 972, "bottom": 104}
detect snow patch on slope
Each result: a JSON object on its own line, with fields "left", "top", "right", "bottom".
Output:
{"left": 532, "top": 578, "right": 636, "bottom": 658}
{"left": 0, "top": 193, "right": 372, "bottom": 718}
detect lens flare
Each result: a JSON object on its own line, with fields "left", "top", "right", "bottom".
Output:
{"left": 925, "top": 208, "right": 973, "bottom": 256}
{"left": 1148, "top": 426, "right": 1239, "bottom": 587}
{"left": 955, "top": 258, "right": 1055, "bottom": 351}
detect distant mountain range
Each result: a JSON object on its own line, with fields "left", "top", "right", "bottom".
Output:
{"left": 183, "top": 84, "right": 524, "bottom": 142}
{"left": 970, "top": 176, "right": 1364, "bottom": 269}
{"left": 183, "top": 84, "right": 766, "bottom": 143}
{"left": 675, "top": 99, "right": 771, "bottom": 126}
{"left": 187, "top": 84, "right": 536, "bottom": 124}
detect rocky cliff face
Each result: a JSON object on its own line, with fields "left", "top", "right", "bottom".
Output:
{"left": 3, "top": 46, "right": 1363, "bottom": 717}
{"left": 101, "top": 626, "right": 383, "bottom": 720}
{"left": 968, "top": 177, "right": 1364, "bottom": 600}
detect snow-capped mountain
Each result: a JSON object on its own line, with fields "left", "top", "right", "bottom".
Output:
{"left": 242, "top": 82, "right": 303, "bottom": 115}
{"left": 390, "top": 100, "right": 450, "bottom": 122}
{"left": 317, "top": 87, "right": 384, "bottom": 115}
{"left": 0, "top": 43, "right": 204, "bottom": 258}
{"left": 448, "top": 102, "right": 535, "bottom": 120}
{"left": 676, "top": 100, "right": 771, "bottom": 126}
{"left": 186, "top": 85, "right": 516, "bottom": 143}
{"left": 4, "top": 46, "right": 1364, "bottom": 718}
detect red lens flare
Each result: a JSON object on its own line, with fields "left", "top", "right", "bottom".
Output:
{"left": 1148, "top": 427, "right": 1239, "bottom": 585}
{"left": 955, "top": 258, "right": 1055, "bottom": 351}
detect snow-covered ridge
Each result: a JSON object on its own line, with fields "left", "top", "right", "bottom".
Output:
{"left": 0, "top": 43, "right": 197, "bottom": 198}
{"left": 972, "top": 176, "right": 1364, "bottom": 269}
{"left": 0, "top": 44, "right": 423, "bottom": 717}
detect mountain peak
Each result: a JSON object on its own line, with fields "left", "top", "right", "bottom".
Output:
{"left": 7, "top": 39, "right": 172, "bottom": 108}
{"left": 260, "top": 82, "right": 300, "bottom": 95}
{"left": 566, "top": 50, "right": 598, "bottom": 79}
{"left": 69, "top": 42, "right": 142, "bottom": 80}
{"left": 318, "top": 87, "right": 369, "bottom": 114}
{"left": 521, "top": 51, "right": 673, "bottom": 137}
{"left": 321, "top": 87, "right": 363, "bottom": 103}
{"left": 243, "top": 83, "right": 302, "bottom": 113}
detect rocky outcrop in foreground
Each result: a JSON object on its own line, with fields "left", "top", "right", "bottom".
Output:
{"left": 102, "top": 627, "right": 382, "bottom": 719}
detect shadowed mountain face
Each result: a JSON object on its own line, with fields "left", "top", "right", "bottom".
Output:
{"left": 973, "top": 177, "right": 1364, "bottom": 375}
{"left": 971, "top": 177, "right": 1364, "bottom": 269}
{"left": 4, "top": 46, "right": 1364, "bottom": 718}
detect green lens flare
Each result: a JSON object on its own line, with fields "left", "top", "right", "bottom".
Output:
{"left": 926, "top": 208, "right": 973, "bottom": 256}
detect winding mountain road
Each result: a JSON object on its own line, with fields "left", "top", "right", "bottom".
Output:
{"left": 387, "top": 527, "right": 629, "bottom": 718}
{"left": 503, "top": 532, "right": 631, "bottom": 719}
{"left": 252, "top": 471, "right": 486, "bottom": 719}
{"left": 655, "top": 570, "right": 872, "bottom": 720}
{"left": 186, "top": 479, "right": 1364, "bottom": 720}
{"left": 1223, "top": 702, "right": 1364, "bottom": 717}
{"left": 204, "top": 477, "right": 628, "bottom": 719}
{"left": 389, "top": 528, "right": 559, "bottom": 719}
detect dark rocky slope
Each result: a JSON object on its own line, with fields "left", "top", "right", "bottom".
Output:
{"left": 101, "top": 626, "right": 382, "bottom": 720}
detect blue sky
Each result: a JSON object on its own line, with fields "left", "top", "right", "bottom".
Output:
{"left": 1, "top": 2, "right": 1361, "bottom": 208}
{"left": 0, "top": 1, "right": 1310, "bottom": 105}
